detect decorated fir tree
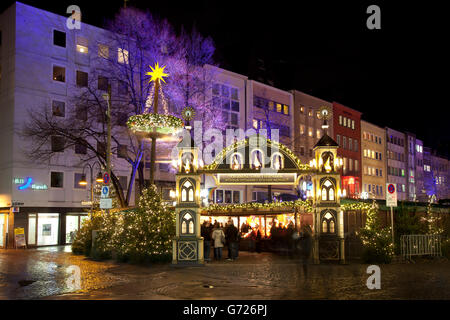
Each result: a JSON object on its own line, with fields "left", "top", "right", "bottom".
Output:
{"left": 112, "top": 185, "right": 176, "bottom": 263}
{"left": 358, "top": 201, "right": 394, "bottom": 263}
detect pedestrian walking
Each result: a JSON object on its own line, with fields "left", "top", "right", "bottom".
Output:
{"left": 211, "top": 223, "right": 226, "bottom": 261}
{"left": 201, "top": 221, "right": 212, "bottom": 262}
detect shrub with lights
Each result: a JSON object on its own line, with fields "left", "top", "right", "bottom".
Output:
{"left": 127, "top": 113, "right": 184, "bottom": 135}
{"left": 347, "top": 201, "right": 394, "bottom": 263}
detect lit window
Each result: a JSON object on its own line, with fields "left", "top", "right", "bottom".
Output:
{"left": 308, "top": 127, "right": 313, "bottom": 137}
{"left": 316, "top": 129, "right": 321, "bottom": 139}
{"left": 352, "top": 120, "right": 355, "bottom": 129}
{"left": 371, "top": 150, "right": 375, "bottom": 159}
{"left": 276, "top": 103, "right": 282, "bottom": 113}
{"left": 355, "top": 160, "right": 358, "bottom": 172}
{"left": 283, "top": 104, "right": 289, "bottom": 115}
{"left": 253, "top": 119, "right": 258, "bottom": 129}
{"left": 98, "top": 44, "right": 109, "bottom": 58}
{"left": 339, "top": 115, "right": 342, "bottom": 125}
{"left": 308, "top": 110, "right": 313, "bottom": 117}
{"left": 316, "top": 112, "right": 320, "bottom": 119}
{"left": 76, "top": 36, "right": 88, "bottom": 54}
{"left": 118, "top": 48, "right": 129, "bottom": 64}
{"left": 300, "top": 125, "right": 305, "bottom": 135}
{"left": 53, "top": 65, "right": 65, "bottom": 82}
{"left": 300, "top": 106, "right": 304, "bottom": 113}
{"left": 343, "top": 117, "right": 347, "bottom": 126}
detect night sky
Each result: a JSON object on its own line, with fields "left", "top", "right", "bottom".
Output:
{"left": 2, "top": 0, "right": 448, "bottom": 157}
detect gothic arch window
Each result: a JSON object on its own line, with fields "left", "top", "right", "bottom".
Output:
{"left": 250, "top": 149, "right": 264, "bottom": 169}
{"left": 321, "top": 179, "right": 336, "bottom": 201}
{"left": 321, "top": 151, "right": 334, "bottom": 173}
{"left": 181, "top": 180, "right": 194, "bottom": 202}
{"left": 230, "top": 152, "right": 243, "bottom": 170}
{"left": 321, "top": 211, "right": 336, "bottom": 234}
{"left": 181, "top": 211, "right": 194, "bottom": 234}
{"left": 271, "top": 152, "right": 284, "bottom": 170}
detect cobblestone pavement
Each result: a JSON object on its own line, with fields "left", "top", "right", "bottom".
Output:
{"left": 1, "top": 246, "right": 450, "bottom": 300}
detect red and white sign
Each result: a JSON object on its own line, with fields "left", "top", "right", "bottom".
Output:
{"left": 386, "top": 183, "right": 397, "bottom": 207}
{"left": 103, "top": 172, "right": 110, "bottom": 185}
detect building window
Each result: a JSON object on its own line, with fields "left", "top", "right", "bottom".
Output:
{"left": 233, "top": 191, "right": 240, "bottom": 203}
{"left": 74, "top": 173, "right": 86, "bottom": 189}
{"left": 118, "top": 48, "right": 129, "bottom": 64}
{"left": 98, "top": 76, "right": 108, "bottom": 91}
{"left": 52, "top": 100, "right": 65, "bottom": 117}
{"left": 309, "top": 149, "right": 313, "bottom": 157}
{"left": 253, "top": 119, "right": 258, "bottom": 129}
{"left": 342, "top": 136, "right": 347, "bottom": 149}
{"left": 349, "top": 138, "right": 353, "bottom": 151}
{"left": 118, "top": 176, "right": 128, "bottom": 190}
{"left": 75, "top": 105, "right": 87, "bottom": 121}
{"left": 97, "top": 142, "right": 106, "bottom": 158}
{"left": 308, "top": 127, "right": 313, "bottom": 137}
{"left": 339, "top": 115, "right": 342, "bottom": 125}
{"left": 51, "top": 136, "right": 65, "bottom": 152}
{"left": 76, "top": 70, "right": 88, "bottom": 87}
{"left": 355, "top": 160, "right": 358, "bottom": 172}
{"left": 300, "top": 106, "right": 304, "bottom": 113}
{"left": 181, "top": 211, "right": 194, "bottom": 234}
{"left": 53, "top": 66, "right": 66, "bottom": 82}
{"left": 51, "top": 172, "right": 64, "bottom": 188}
{"left": 354, "top": 140, "right": 358, "bottom": 152}
{"left": 76, "top": 36, "right": 88, "bottom": 53}
{"left": 300, "top": 125, "right": 305, "bottom": 135}
{"left": 343, "top": 117, "right": 347, "bottom": 127}
{"left": 276, "top": 103, "right": 282, "bottom": 113}
{"left": 53, "top": 30, "right": 66, "bottom": 47}
{"left": 283, "top": 104, "right": 289, "bottom": 115}
{"left": 117, "top": 144, "right": 127, "bottom": 159}
{"left": 352, "top": 120, "right": 355, "bottom": 129}
{"left": 181, "top": 180, "right": 195, "bottom": 202}
{"left": 75, "top": 140, "right": 87, "bottom": 155}
{"left": 308, "top": 109, "right": 313, "bottom": 117}
{"left": 316, "top": 129, "right": 321, "bottom": 139}
{"left": 98, "top": 44, "right": 109, "bottom": 58}
{"left": 336, "top": 134, "right": 340, "bottom": 146}
{"left": 300, "top": 146, "right": 305, "bottom": 156}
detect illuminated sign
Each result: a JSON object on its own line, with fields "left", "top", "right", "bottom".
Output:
{"left": 217, "top": 173, "right": 297, "bottom": 185}
{"left": 13, "top": 177, "right": 48, "bottom": 190}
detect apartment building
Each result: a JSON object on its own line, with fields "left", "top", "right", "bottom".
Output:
{"left": 333, "top": 102, "right": 362, "bottom": 198}
{"left": 0, "top": 2, "right": 146, "bottom": 247}
{"left": 361, "top": 120, "right": 386, "bottom": 199}
{"left": 423, "top": 147, "right": 450, "bottom": 201}
{"left": 386, "top": 127, "right": 407, "bottom": 200}
{"left": 414, "top": 138, "right": 426, "bottom": 201}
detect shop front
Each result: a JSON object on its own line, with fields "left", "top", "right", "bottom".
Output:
{"left": 9, "top": 208, "right": 88, "bottom": 247}
{"left": 0, "top": 211, "right": 7, "bottom": 248}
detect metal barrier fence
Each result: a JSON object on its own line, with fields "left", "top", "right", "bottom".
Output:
{"left": 400, "top": 234, "right": 442, "bottom": 260}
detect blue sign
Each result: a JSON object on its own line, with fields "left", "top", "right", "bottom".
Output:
{"left": 101, "top": 186, "right": 109, "bottom": 197}
{"left": 103, "top": 172, "right": 110, "bottom": 185}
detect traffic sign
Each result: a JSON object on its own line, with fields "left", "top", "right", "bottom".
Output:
{"left": 386, "top": 183, "right": 397, "bottom": 207}
{"left": 101, "top": 186, "right": 109, "bottom": 198}
{"left": 100, "top": 198, "right": 112, "bottom": 209}
{"left": 103, "top": 172, "right": 110, "bottom": 185}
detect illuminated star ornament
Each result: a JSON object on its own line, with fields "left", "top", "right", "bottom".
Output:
{"left": 146, "top": 62, "right": 169, "bottom": 83}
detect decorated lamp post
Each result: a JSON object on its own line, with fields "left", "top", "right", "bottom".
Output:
{"left": 127, "top": 63, "right": 184, "bottom": 185}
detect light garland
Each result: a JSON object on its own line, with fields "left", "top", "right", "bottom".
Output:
{"left": 127, "top": 113, "right": 184, "bottom": 135}
{"left": 203, "top": 137, "right": 311, "bottom": 171}
{"left": 205, "top": 199, "right": 313, "bottom": 213}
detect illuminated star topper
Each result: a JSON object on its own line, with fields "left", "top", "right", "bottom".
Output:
{"left": 146, "top": 62, "right": 169, "bottom": 83}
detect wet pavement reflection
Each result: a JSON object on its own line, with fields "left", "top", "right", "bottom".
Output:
{"left": 1, "top": 247, "right": 449, "bottom": 300}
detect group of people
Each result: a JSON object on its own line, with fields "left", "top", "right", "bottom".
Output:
{"left": 201, "top": 219, "right": 240, "bottom": 262}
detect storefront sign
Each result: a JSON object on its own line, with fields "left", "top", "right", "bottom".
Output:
{"left": 14, "top": 228, "right": 26, "bottom": 248}
{"left": 13, "top": 177, "right": 48, "bottom": 190}
{"left": 217, "top": 173, "right": 297, "bottom": 185}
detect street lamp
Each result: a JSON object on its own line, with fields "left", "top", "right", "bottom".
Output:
{"left": 79, "top": 161, "right": 103, "bottom": 213}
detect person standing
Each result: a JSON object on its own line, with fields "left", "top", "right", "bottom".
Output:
{"left": 212, "top": 223, "right": 226, "bottom": 261}
{"left": 299, "top": 225, "right": 312, "bottom": 280}
{"left": 255, "top": 227, "right": 262, "bottom": 253}
{"left": 226, "top": 220, "right": 239, "bottom": 261}
{"left": 201, "top": 221, "right": 212, "bottom": 262}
